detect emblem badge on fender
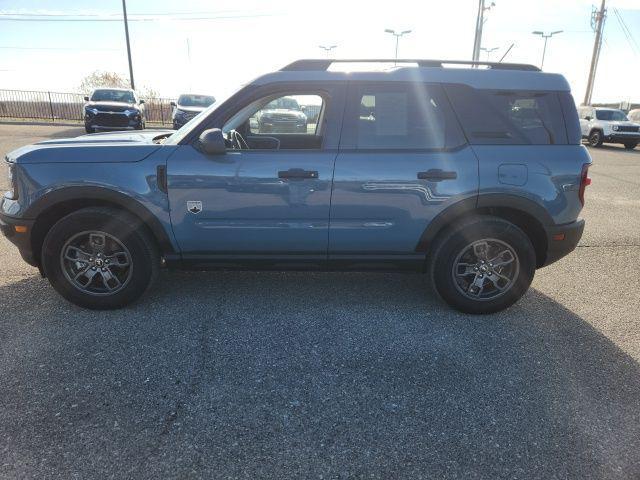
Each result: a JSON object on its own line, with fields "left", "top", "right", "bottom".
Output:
{"left": 187, "top": 201, "right": 202, "bottom": 214}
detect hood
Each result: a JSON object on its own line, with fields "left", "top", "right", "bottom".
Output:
{"left": 260, "top": 108, "right": 306, "bottom": 118}
{"left": 176, "top": 105, "right": 206, "bottom": 113}
{"left": 7, "top": 130, "right": 173, "bottom": 165}
{"left": 85, "top": 100, "right": 139, "bottom": 110}
{"left": 605, "top": 121, "right": 639, "bottom": 126}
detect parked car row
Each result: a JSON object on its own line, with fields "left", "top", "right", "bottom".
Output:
{"left": 83, "top": 89, "right": 216, "bottom": 133}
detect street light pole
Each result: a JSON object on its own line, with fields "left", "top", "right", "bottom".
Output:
{"left": 384, "top": 29, "right": 412, "bottom": 64}
{"left": 318, "top": 45, "right": 337, "bottom": 57}
{"left": 480, "top": 46, "right": 499, "bottom": 61}
{"left": 122, "top": 0, "right": 135, "bottom": 90}
{"left": 531, "top": 30, "right": 563, "bottom": 69}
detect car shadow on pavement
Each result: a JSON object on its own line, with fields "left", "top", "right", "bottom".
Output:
{"left": 1, "top": 271, "right": 639, "bottom": 479}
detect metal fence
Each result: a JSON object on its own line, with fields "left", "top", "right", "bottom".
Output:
{"left": 0, "top": 88, "right": 327, "bottom": 127}
{"left": 0, "top": 89, "right": 176, "bottom": 125}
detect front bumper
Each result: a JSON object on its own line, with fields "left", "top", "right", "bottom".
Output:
{"left": 604, "top": 133, "right": 640, "bottom": 143}
{"left": 0, "top": 212, "right": 37, "bottom": 266}
{"left": 541, "top": 219, "right": 585, "bottom": 267}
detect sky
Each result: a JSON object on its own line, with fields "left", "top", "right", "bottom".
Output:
{"left": 0, "top": 0, "right": 639, "bottom": 104}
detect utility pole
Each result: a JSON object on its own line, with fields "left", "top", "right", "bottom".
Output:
{"left": 583, "top": 0, "right": 606, "bottom": 105}
{"left": 122, "top": 0, "right": 135, "bottom": 90}
{"left": 471, "top": 1, "right": 495, "bottom": 62}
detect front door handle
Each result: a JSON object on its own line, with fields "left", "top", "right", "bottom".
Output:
{"left": 417, "top": 169, "right": 457, "bottom": 181}
{"left": 278, "top": 168, "right": 319, "bottom": 180}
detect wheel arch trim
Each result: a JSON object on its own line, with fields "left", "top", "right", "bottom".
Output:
{"left": 415, "top": 193, "right": 554, "bottom": 253}
{"left": 25, "top": 186, "right": 177, "bottom": 258}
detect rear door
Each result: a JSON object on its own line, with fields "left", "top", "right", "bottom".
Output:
{"left": 328, "top": 82, "right": 478, "bottom": 269}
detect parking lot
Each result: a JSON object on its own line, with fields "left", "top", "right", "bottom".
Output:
{"left": 1, "top": 122, "right": 639, "bottom": 479}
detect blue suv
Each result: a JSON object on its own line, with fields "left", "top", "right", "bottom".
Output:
{"left": 0, "top": 59, "right": 591, "bottom": 313}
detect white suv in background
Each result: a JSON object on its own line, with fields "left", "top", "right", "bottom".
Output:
{"left": 578, "top": 106, "right": 640, "bottom": 150}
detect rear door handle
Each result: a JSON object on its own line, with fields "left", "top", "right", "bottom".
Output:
{"left": 278, "top": 168, "right": 319, "bottom": 180}
{"left": 417, "top": 169, "right": 457, "bottom": 181}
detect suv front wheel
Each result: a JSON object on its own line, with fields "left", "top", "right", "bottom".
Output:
{"left": 588, "top": 129, "right": 604, "bottom": 147}
{"left": 429, "top": 216, "right": 536, "bottom": 314}
{"left": 41, "top": 207, "right": 160, "bottom": 309}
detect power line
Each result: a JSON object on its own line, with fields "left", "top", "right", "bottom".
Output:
{"left": 0, "top": 13, "right": 272, "bottom": 22}
{"left": 0, "top": 46, "right": 119, "bottom": 51}
{"left": 612, "top": 7, "right": 640, "bottom": 56}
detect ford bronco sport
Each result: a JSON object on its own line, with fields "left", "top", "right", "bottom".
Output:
{"left": 1, "top": 59, "right": 591, "bottom": 313}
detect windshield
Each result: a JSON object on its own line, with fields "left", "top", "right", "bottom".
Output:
{"left": 265, "top": 97, "right": 301, "bottom": 110}
{"left": 178, "top": 94, "right": 215, "bottom": 108}
{"left": 595, "top": 109, "right": 628, "bottom": 121}
{"left": 164, "top": 86, "right": 244, "bottom": 146}
{"left": 90, "top": 89, "right": 135, "bottom": 103}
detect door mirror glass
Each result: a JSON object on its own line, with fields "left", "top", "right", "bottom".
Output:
{"left": 585, "top": 115, "right": 592, "bottom": 121}
{"left": 198, "top": 128, "right": 226, "bottom": 155}
{"left": 84, "top": 96, "right": 89, "bottom": 101}
{"left": 139, "top": 99, "right": 145, "bottom": 104}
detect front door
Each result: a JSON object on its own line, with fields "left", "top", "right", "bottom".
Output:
{"left": 329, "top": 82, "right": 478, "bottom": 269}
{"left": 167, "top": 87, "right": 345, "bottom": 267}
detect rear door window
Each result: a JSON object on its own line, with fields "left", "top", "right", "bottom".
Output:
{"left": 341, "top": 82, "right": 465, "bottom": 150}
{"left": 445, "top": 84, "right": 568, "bottom": 145}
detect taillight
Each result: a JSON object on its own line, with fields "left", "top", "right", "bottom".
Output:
{"left": 579, "top": 163, "right": 591, "bottom": 206}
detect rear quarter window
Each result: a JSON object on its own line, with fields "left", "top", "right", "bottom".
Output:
{"left": 445, "top": 84, "right": 569, "bottom": 145}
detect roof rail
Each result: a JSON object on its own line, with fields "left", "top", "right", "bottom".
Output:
{"left": 281, "top": 59, "right": 541, "bottom": 72}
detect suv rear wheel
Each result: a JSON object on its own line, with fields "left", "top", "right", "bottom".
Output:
{"left": 41, "top": 207, "right": 159, "bottom": 309}
{"left": 429, "top": 216, "right": 536, "bottom": 314}
{"left": 588, "top": 129, "right": 603, "bottom": 147}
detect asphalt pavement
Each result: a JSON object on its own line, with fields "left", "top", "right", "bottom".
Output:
{"left": 1, "top": 122, "right": 639, "bottom": 479}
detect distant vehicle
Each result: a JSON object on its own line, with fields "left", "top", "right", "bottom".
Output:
{"left": 255, "top": 96, "right": 308, "bottom": 133}
{"left": 83, "top": 88, "right": 145, "bottom": 133}
{"left": 628, "top": 109, "right": 640, "bottom": 123}
{"left": 2, "top": 58, "right": 591, "bottom": 314}
{"left": 578, "top": 106, "right": 640, "bottom": 150}
{"left": 171, "top": 94, "right": 216, "bottom": 129}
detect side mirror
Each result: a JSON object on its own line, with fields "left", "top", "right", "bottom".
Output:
{"left": 84, "top": 96, "right": 89, "bottom": 101}
{"left": 300, "top": 105, "right": 306, "bottom": 111}
{"left": 170, "top": 101, "right": 176, "bottom": 107}
{"left": 198, "top": 128, "right": 226, "bottom": 155}
{"left": 139, "top": 99, "right": 145, "bottom": 104}
{"left": 585, "top": 115, "right": 592, "bottom": 121}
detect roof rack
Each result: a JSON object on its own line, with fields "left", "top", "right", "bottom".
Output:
{"left": 281, "top": 59, "right": 540, "bottom": 72}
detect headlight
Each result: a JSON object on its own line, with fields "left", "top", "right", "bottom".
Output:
{"left": 85, "top": 107, "right": 98, "bottom": 115}
{"left": 612, "top": 125, "right": 619, "bottom": 131}
{"left": 6, "top": 162, "right": 18, "bottom": 200}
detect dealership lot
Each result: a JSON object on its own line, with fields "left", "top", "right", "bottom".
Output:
{"left": 1, "top": 123, "right": 639, "bottom": 478}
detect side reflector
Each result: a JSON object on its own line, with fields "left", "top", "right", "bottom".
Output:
{"left": 14, "top": 225, "right": 27, "bottom": 233}
{"left": 552, "top": 233, "right": 565, "bottom": 241}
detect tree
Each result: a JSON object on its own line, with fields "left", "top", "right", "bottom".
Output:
{"left": 79, "top": 71, "right": 130, "bottom": 93}
{"left": 78, "top": 71, "right": 162, "bottom": 99}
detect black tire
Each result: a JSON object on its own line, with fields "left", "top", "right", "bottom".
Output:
{"left": 85, "top": 125, "right": 93, "bottom": 134}
{"left": 588, "top": 129, "right": 604, "bottom": 147}
{"left": 428, "top": 216, "right": 536, "bottom": 314}
{"left": 41, "top": 207, "right": 160, "bottom": 310}
{"left": 624, "top": 142, "right": 638, "bottom": 150}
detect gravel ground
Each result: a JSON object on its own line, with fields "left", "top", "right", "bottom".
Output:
{"left": 1, "top": 123, "right": 639, "bottom": 479}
